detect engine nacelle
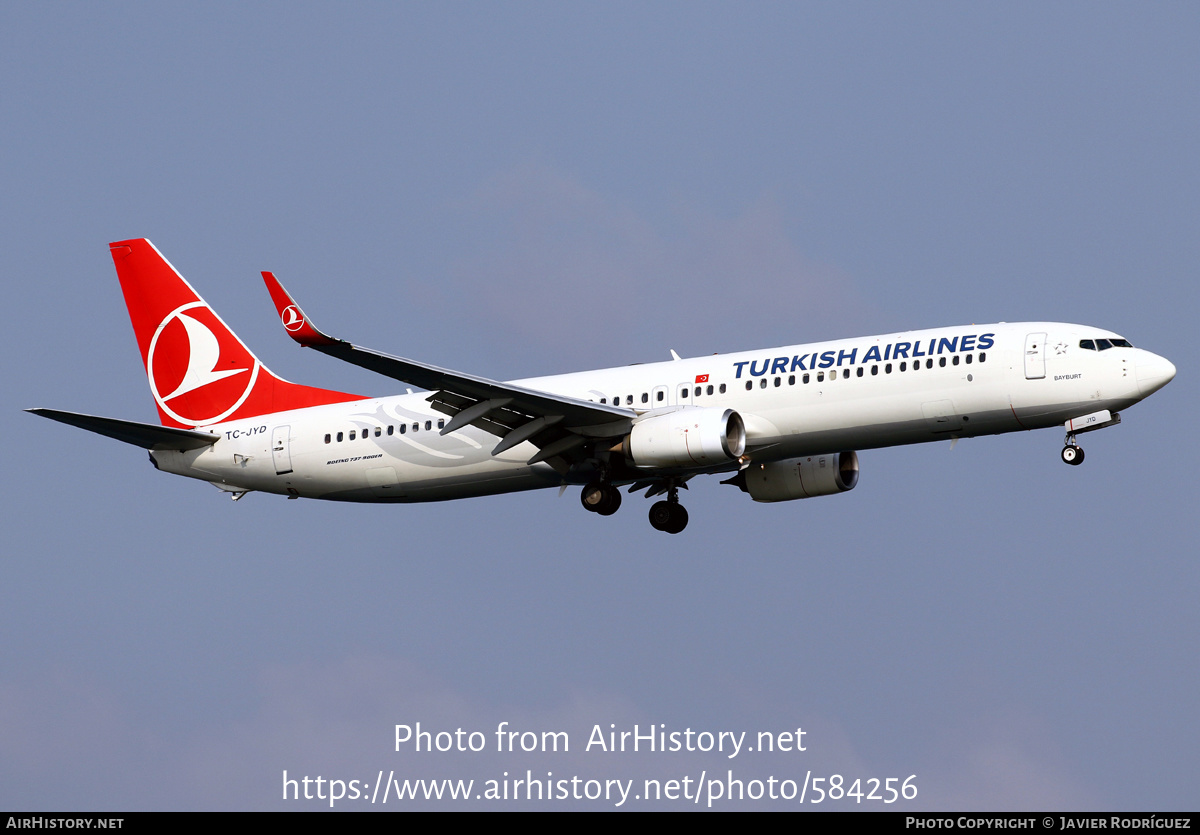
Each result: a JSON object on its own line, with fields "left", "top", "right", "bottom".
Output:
{"left": 742, "top": 451, "right": 859, "bottom": 502}
{"left": 625, "top": 408, "right": 746, "bottom": 469}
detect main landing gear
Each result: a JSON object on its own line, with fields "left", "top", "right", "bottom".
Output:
{"left": 580, "top": 481, "right": 622, "bottom": 516}
{"left": 580, "top": 478, "right": 689, "bottom": 533}
{"left": 1061, "top": 433, "right": 1085, "bottom": 466}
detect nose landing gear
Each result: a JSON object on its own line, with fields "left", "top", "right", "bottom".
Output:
{"left": 1059, "top": 410, "right": 1121, "bottom": 466}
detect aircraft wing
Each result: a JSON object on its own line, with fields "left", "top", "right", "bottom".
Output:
{"left": 27, "top": 409, "right": 221, "bottom": 450}
{"left": 261, "top": 273, "right": 634, "bottom": 469}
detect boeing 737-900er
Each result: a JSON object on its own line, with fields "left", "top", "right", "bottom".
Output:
{"left": 29, "top": 239, "right": 1177, "bottom": 533}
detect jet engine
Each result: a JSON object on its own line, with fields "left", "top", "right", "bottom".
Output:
{"left": 738, "top": 451, "right": 859, "bottom": 502}
{"left": 624, "top": 408, "right": 746, "bottom": 469}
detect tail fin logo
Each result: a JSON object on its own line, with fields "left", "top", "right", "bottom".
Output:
{"left": 281, "top": 304, "right": 306, "bottom": 332}
{"left": 147, "top": 302, "right": 261, "bottom": 426}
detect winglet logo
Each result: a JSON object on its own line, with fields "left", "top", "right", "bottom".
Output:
{"left": 147, "top": 302, "right": 261, "bottom": 426}
{"left": 281, "top": 305, "right": 306, "bottom": 332}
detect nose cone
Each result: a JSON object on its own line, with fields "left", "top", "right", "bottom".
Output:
{"left": 1136, "top": 352, "right": 1177, "bottom": 397}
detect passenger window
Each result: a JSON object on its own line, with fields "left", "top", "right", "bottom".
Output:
{"left": 744, "top": 381, "right": 752, "bottom": 391}
{"left": 641, "top": 392, "right": 648, "bottom": 404}
{"left": 900, "top": 361, "right": 907, "bottom": 371}
{"left": 626, "top": 395, "right": 633, "bottom": 405}
{"left": 438, "top": 419, "right": 444, "bottom": 429}
{"left": 871, "top": 365, "right": 878, "bottom": 376}
{"left": 719, "top": 383, "right": 726, "bottom": 394}
{"left": 965, "top": 355, "right": 972, "bottom": 364}
{"left": 324, "top": 434, "right": 331, "bottom": 444}
{"left": 817, "top": 371, "right": 825, "bottom": 382}
{"left": 337, "top": 432, "right": 343, "bottom": 442}
{"left": 706, "top": 384, "right": 713, "bottom": 395}
{"left": 400, "top": 424, "right": 406, "bottom": 434}
{"left": 656, "top": 390, "right": 664, "bottom": 401}
{"left": 774, "top": 377, "right": 781, "bottom": 387}
{"left": 760, "top": 378, "right": 767, "bottom": 388}
{"left": 857, "top": 367, "right": 864, "bottom": 377}
{"left": 939, "top": 357, "right": 947, "bottom": 367}
{"left": 830, "top": 369, "right": 837, "bottom": 380}
{"left": 979, "top": 353, "right": 986, "bottom": 363}
{"left": 680, "top": 389, "right": 688, "bottom": 398}
{"left": 952, "top": 355, "right": 960, "bottom": 366}
{"left": 375, "top": 427, "right": 382, "bottom": 436}
{"left": 926, "top": 358, "right": 934, "bottom": 369}
{"left": 694, "top": 386, "right": 701, "bottom": 397}
{"left": 412, "top": 423, "right": 419, "bottom": 432}
{"left": 803, "top": 373, "right": 810, "bottom": 384}
{"left": 788, "top": 375, "right": 795, "bottom": 385}
{"left": 425, "top": 421, "right": 432, "bottom": 430}
{"left": 885, "top": 363, "right": 892, "bottom": 374}
{"left": 349, "top": 430, "right": 356, "bottom": 440}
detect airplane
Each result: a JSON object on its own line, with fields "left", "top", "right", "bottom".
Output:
{"left": 29, "top": 239, "right": 1177, "bottom": 533}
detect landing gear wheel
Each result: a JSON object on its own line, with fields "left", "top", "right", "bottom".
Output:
{"left": 581, "top": 482, "right": 622, "bottom": 515}
{"left": 649, "top": 500, "right": 673, "bottom": 531}
{"left": 648, "top": 500, "right": 688, "bottom": 534}
{"left": 597, "top": 486, "right": 621, "bottom": 515}
{"left": 665, "top": 503, "right": 688, "bottom": 534}
{"left": 581, "top": 482, "right": 605, "bottom": 512}
{"left": 1061, "top": 445, "right": 1084, "bottom": 466}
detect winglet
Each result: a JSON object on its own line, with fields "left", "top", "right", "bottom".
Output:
{"left": 261, "top": 271, "right": 342, "bottom": 347}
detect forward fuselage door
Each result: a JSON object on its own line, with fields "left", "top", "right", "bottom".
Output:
{"left": 1024, "top": 332, "right": 1047, "bottom": 380}
{"left": 271, "top": 425, "right": 293, "bottom": 475}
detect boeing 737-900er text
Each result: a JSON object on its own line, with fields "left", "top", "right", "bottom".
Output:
{"left": 30, "top": 239, "right": 1177, "bottom": 533}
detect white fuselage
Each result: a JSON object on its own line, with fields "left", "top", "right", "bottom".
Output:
{"left": 150, "top": 322, "right": 1171, "bottom": 502}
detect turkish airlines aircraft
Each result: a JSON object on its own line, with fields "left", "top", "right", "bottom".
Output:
{"left": 30, "top": 239, "right": 1176, "bottom": 533}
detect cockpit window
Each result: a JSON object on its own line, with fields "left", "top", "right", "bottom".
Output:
{"left": 1081, "top": 337, "right": 1133, "bottom": 350}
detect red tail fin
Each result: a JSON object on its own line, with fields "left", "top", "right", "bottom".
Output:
{"left": 110, "top": 239, "right": 363, "bottom": 428}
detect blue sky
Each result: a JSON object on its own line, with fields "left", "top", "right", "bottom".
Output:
{"left": 2, "top": 2, "right": 1197, "bottom": 809}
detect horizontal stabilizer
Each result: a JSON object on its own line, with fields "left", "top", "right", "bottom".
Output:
{"left": 27, "top": 408, "right": 221, "bottom": 450}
